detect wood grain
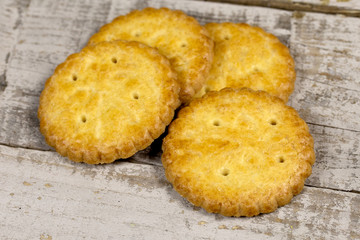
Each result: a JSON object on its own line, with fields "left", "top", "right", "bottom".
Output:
{"left": 289, "top": 11, "right": 360, "bottom": 132}
{"left": 306, "top": 123, "right": 360, "bottom": 192}
{"left": 0, "top": 144, "right": 359, "bottom": 239}
{"left": 0, "top": 0, "right": 30, "bottom": 93}
{"left": 199, "top": 0, "right": 360, "bottom": 17}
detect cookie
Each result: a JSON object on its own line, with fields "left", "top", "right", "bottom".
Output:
{"left": 196, "top": 23, "right": 295, "bottom": 102}
{"left": 88, "top": 7, "right": 213, "bottom": 103}
{"left": 162, "top": 88, "right": 315, "bottom": 217}
{"left": 38, "top": 40, "right": 180, "bottom": 164}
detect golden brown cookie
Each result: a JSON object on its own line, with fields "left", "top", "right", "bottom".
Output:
{"left": 88, "top": 7, "right": 213, "bottom": 103}
{"left": 38, "top": 40, "right": 180, "bottom": 164}
{"left": 196, "top": 23, "right": 295, "bottom": 102}
{"left": 162, "top": 88, "right": 315, "bottom": 217}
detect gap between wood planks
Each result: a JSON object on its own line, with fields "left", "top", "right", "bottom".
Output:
{"left": 1, "top": 141, "right": 359, "bottom": 196}
{"left": 308, "top": 122, "right": 360, "bottom": 134}
{"left": 201, "top": 0, "right": 360, "bottom": 17}
{"left": 304, "top": 184, "right": 360, "bottom": 195}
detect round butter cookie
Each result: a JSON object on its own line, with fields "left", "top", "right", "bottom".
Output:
{"left": 196, "top": 23, "right": 295, "bottom": 102}
{"left": 162, "top": 88, "right": 315, "bottom": 217}
{"left": 88, "top": 7, "right": 213, "bottom": 103}
{"left": 38, "top": 40, "right": 180, "bottom": 164}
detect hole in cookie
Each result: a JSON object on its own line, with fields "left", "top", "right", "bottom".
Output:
{"left": 213, "top": 120, "right": 220, "bottom": 126}
{"left": 132, "top": 93, "right": 139, "bottom": 100}
{"left": 221, "top": 168, "right": 230, "bottom": 176}
{"left": 181, "top": 43, "right": 187, "bottom": 47}
{"left": 81, "top": 116, "right": 87, "bottom": 123}
{"left": 72, "top": 74, "right": 78, "bottom": 81}
{"left": 111, "top": 57, "right": 117, "bottom": 64}
{"left": 224, "top": 36, "right": 230, "bottom": 40}
{"left": 279, "top": 157, "right": 285, "bottom": 163}
{"left": 205, "top": 86, "right": 211, "bottom": 93}
{"left": 270, "top": 120, "right": 277, "bottom": 126}
{"left": 134, "top": 32, "right": 141, "bottom": 37}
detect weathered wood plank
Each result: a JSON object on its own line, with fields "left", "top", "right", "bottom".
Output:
{"left": 306, "top": 123, "right": 360, "bottom": 192}
{"left": 0, "top": 144, "right": 359, "bottom": 239}
{"left": 288, "top": 11, "right": 360, "bottom": 132}
{"left": 289, "top": 0, "right": 360, "bottom": 10}
{"left": 198, "top": 0, "right": 360, "bottom": 17}
{"left": 0, "top": 0, "right": 359, "bottom": 193}
{"left": 0, "top": 0, "right": 30, "bottom": 92}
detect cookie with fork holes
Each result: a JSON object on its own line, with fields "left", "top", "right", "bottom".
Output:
{"left": 38, "top": 40, "right": 180, "bottom": 164}
{"left": 88, "top": 7, "right": 213, "bottom": 103}
{"left": 162, "top": 88, "right": 315, "bottom": 217}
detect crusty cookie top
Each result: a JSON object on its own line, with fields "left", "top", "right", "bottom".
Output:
{"left": 88, "top": 7, "right": 213, "bottom": 103}
{"left": 38, "top": 40, "right": 180, "bottom": 164}
{"left": 196, "top": 23, "right": 295, "bottom": 102}
{"left": 162, "top": 88, "right": 315, "bottom": 217}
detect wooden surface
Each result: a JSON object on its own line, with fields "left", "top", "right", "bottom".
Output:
{"left": 199, "top": 0, "right": 360, "bottom": 16}
{"left": 0, "top": 0, "right": 359, "bottom": 239}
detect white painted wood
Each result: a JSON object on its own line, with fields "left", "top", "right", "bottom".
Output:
{"left": 288, "top": 11, "right": 360, "bottom": 132}
{"left": 306, "top": 123, "right": 360, "bottom": 192}
{"left": 0, "top": 144, "right": 359, "bottom": 239}
{"left": 0, "top": 0, "right": 30, "bottom": 90}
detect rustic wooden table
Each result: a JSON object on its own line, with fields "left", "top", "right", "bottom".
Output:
{"left": 0, "top": 0, "right": 359, "bottom": 239}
